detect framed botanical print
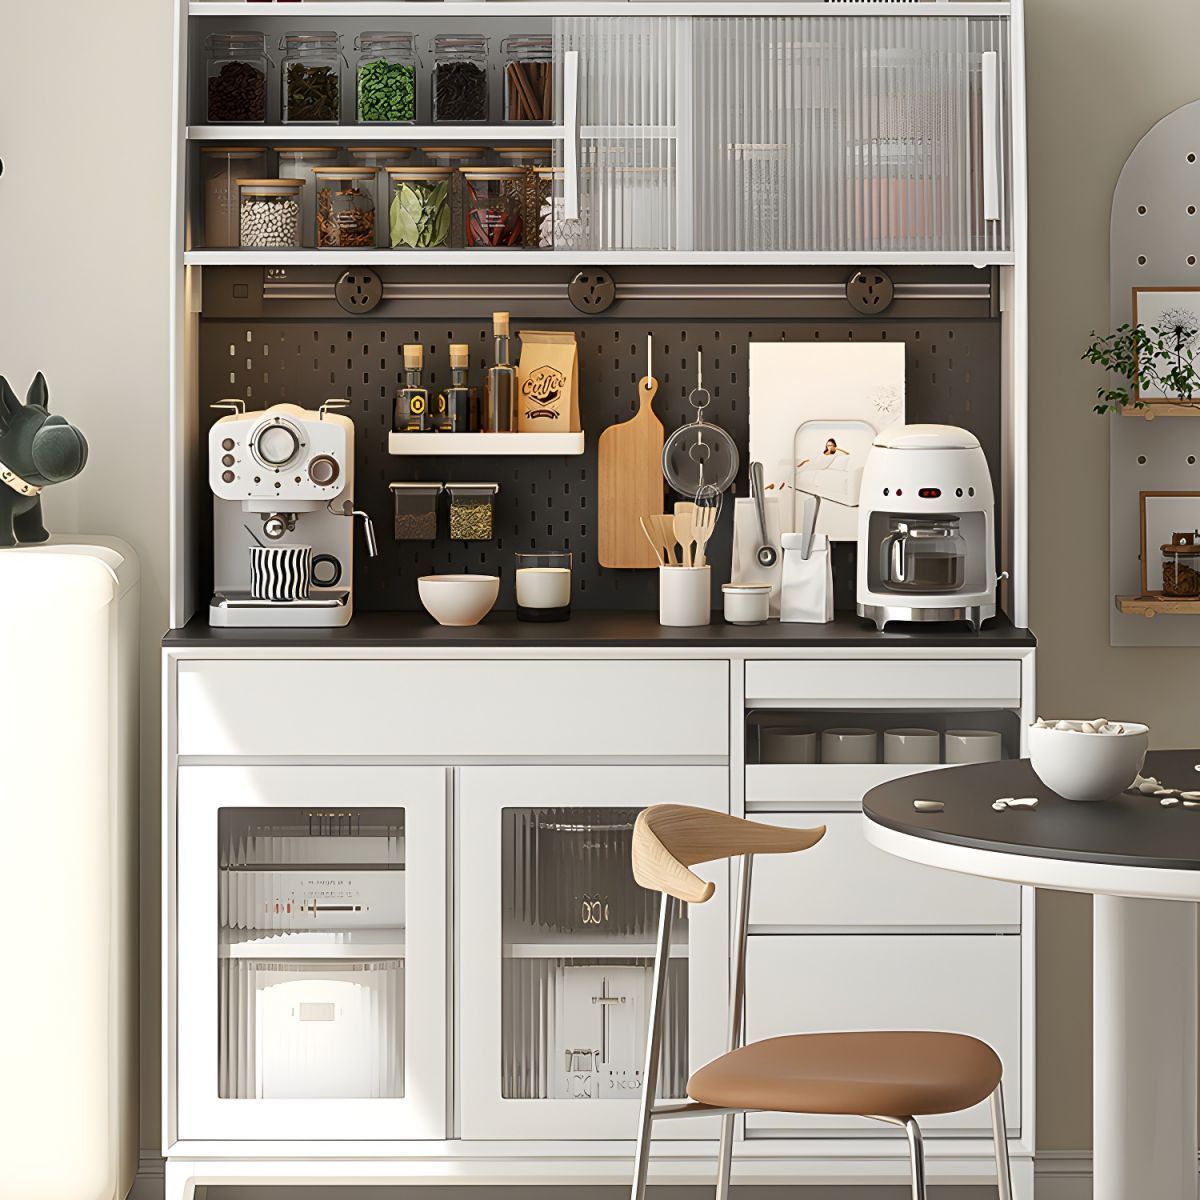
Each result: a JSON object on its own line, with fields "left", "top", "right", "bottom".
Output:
{"left": 1131, "top": 288, "right": 1200, "bottom": 414}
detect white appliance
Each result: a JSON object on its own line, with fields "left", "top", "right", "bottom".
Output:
{"left": 855, "top": 425, "right": 1002, "bottom": 631}
{"left": 0, "top": 538, "right": 139, "bottom": 1200}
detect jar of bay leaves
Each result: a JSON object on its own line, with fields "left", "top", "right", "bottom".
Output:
{"left": 348, "top": 147, "right": 414, "bottom": 245}
{"left": 280, "top": 31, "right": 344, "bottom": 124}
{"left": 355, "top": 32, "right": 418, "bottom": 124}
{"left": 312, "top": 166, "right": 377, "bottom": 248}
{"left": 387, "top": 167, "right": 452, "bottom": 249}
{"left": 205, "top": 32, "right": 269, "bottom": 123}
{"left": 421, "top": 146, "right": 486, "bottom": 249}
{"left": 202, "top": 146, "right": 267, "bottom": 248}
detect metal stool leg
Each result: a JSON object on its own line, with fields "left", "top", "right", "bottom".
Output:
{"left": 904, "top": 1117, "right": 927, "bottom": 1200}
{"left": 714, "top": 1111, "right": 735, "bottom": 1199}
{"left": 991, "top": 1082, "right": 1014, "bottom": 1200}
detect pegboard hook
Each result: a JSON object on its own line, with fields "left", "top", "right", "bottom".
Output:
{"left": 645, "top": 333, "right": 654, "bottom": 390}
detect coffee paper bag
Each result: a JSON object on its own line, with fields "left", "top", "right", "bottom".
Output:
{"left": 516, "top": 330, "right": 580, "bottom": 432}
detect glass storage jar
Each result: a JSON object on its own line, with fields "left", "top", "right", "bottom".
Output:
{"left": 354, "top": 32, "right": 418, "bottom": 124}
{"left": 532, "top": 166, "right": 589, "bottom": 250}
{"left": 463, "top": 168, "right": 526, "bottom": 248}
{"left": 348, "top": 147, "right": 414, "bottom": 244}
{"left": 274, "top": 146, "right": 339, "bottom": 248}
{"left": 202, "top": 147, "right": 267, "bottom": 248}
{"left": 495, "top": 150, "right": 549, "bottom": 247}
{"left": 238, "top": 179, "right": 304, "bottom": 248}
{"left": 445, "top": 483, "right": 499, "bottom": 541}
{"left": 389, "top": 483, "right": 442, "bottom": 540}
{"left": 205, "top": 32, "right": 269, "bottom": 123}
{"left": 502, "top": 36, "right": 554, "bottom": 123}
{"left": 311, "top": 166, "right": 377, "bottom": 248}
{"left": 280, "top": 32, "right": 343, "bottom": 124}
{"left": 386, "top": 168, "right": 452, "bottom": 249}
{"left": 422, "top": 146, "right": 486, "bottom": 249}
{"left": 430, "top": 35, "right": 490, "bottom": 124}
{"left": 1161, "top": 532, "right": 1200, "bottom": 597}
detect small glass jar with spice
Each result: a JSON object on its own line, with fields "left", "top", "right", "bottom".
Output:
{"left": 205, "top": 32, "right": 269, "bottom": 123}
{"left": 202, "top": 147, "right": 267, "bottom": 248}
{"left": 502, "top": 37, "right": 554, "bottom": 123}
{"left": 430, "top": 35, "right": 490, "bottom": 124}
{"left": 281, "top": 31, "right": 343, "bottom": 124}
{"left": 463, "top": 168, "right": 526, "bottom": 248}
{"left": 274, "top": 146, "right": 339, "bottom": 248}
{"left": 386, "top": 168, "right": 452, "bottom": 249}
{"left": 389, "top": 483, "right": 442, "bottom": 541}
{"left": 496, "top": 149, "right": 551, "bottom": 247}
{"left": 347, "top": 147, "right": 413, "bottom": 244}
{"left": 1161, "top": 532, "right": 1200, "bottom": 597}
{"left": 446, "top": 483, "right": 499, "bottom": 541}
{"left": 312, "top": 166, "right": 377, "bottom": 248}
{"left": 354, "top": 32, "right": 418, "bottom": 124}
{"left": 421, "top": 147, "right": 486, "bottom": 249}
{"left": 238, "top": 179, "right": 303, "bottom": 248}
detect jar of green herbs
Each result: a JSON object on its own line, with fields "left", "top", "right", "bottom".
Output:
{"left": 387, "top": 167, "right": 452, "bottom": 249}
{"left": 355, "top": 32, "right": 418, "bottom": 123}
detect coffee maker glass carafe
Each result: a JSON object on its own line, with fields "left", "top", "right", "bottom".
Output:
{"left": 878, "top": 516, "right": 967, "bottom": 594}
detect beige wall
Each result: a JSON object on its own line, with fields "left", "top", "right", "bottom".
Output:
{"left": 1, "top": 0, "right": 1195, "bottom": 1169}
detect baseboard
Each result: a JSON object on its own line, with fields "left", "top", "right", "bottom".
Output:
{"left": 129, "top": 1151, "right": 165, "bottom": 1200}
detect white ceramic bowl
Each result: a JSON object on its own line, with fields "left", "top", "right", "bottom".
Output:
{"left": 1028, "top": 721, "right": 1149, "bottom": 802}
{"left": 417, "top": 574, "right": 500, "bottom": 627}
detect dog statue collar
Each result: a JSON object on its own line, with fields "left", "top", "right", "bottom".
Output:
{"left": 0, "top": 458, "right": 42, "bottom": 497}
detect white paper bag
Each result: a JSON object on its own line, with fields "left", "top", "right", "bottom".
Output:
{"left": 731, "top": 496, "right": 784, "bottom": 617}
{"left": 780, "top": 532, "right": 834, "bottom": 623}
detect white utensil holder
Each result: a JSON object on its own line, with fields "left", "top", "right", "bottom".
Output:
{"left": 659, "top": 566, "right": 711, "bottom": 627}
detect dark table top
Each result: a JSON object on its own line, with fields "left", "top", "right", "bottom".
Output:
{"left": 164, "top": 608, "right": 1036, "bottom": 650}
{"left": 864, "top": 751, "right": 1200, "bottom": 872}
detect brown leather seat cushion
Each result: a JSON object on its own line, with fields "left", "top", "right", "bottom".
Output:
{"left": 687, "top": 1032, "right": 1002, "bottom": 1118}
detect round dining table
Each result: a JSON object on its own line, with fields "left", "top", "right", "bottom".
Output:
{"left": 863, "top": 750, "right": 1200, "bottom": 1200}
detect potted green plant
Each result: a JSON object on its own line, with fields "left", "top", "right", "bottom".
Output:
{"left": 1082, "top": 318, "right": 1200, "bottom": 413}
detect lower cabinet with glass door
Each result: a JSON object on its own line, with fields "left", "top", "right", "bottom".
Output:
{"left": 174, "top": 764, "right": 449, "bottom": 1142}
{"left": 457, "top": 765, "right": 729, "bottom": 1141}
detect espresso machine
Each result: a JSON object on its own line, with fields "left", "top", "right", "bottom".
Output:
{"left": 208, "top": 400, "right": 376, "bottom": 628}
{"left": 855, "top": 424, "right": 1004, "bottom": 631}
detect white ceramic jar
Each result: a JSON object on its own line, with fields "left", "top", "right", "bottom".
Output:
{"left": 722, "top": 582, "right": 771, "bottom": 625}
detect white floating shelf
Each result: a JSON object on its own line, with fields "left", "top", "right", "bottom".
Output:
{"left": 221, "top": 928, "right": 407, "bottom": 960}
{"left": 389, "top": 431, "right": 584, "bottom": 455}
{"left": 188, "top": 124, "right": 561, "bottom": 143}
{"left": 188, "top": 2, "right": 1013, "bottom": 17}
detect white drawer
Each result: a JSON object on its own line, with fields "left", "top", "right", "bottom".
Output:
{"left": 176, "top": 659, "right": 729, "bottom": 758}
{"left": 746, "top": 763, "right": 951, "bottom": 809}
{"left": 749, "top": 812, "right": 1021, "bottom": 930}
{"left": 744, "top": 935, "right": 1021, "bottom": 1136}
{"left": 744, "top": 659, "right": 1022, "bottom": 708}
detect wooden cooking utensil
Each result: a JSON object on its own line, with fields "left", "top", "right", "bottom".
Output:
{"left": 692, "top": 504, "right": 717, "bottom": 568}
{"left": 673, "top": 501, "right": 697, "bottom": 567}
{"left": 640, "top": 516, "right": 667, "bottom": 566}
{"left": 642, "top": 514, "right": 678, "bottom": 566}
{"left": 598, "top": 338, "right": 664, "bottom": 568}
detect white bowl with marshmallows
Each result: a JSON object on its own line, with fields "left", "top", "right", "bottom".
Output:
{"left": 1027, "top": 718, "right": 1149, "bottom": 803}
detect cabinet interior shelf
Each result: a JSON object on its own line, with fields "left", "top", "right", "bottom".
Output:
{"left": 187, "top": 1, "right": 1013, "bottom": 17}
{"left": 221, "top": 928, "right": 407, "bottom": 960}
{"left": 1115, "top": 594, "right": 1200, "bottom": 617}
{"left": 503, "top": 940, "right": 687, "bottom": 960}
{"left": 389, "top": 432, "right": 584, "bottom": 456}
{"left": 188, "top": 125, "right": 563, "bottom": 144}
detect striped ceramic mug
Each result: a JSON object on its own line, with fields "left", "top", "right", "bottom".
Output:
{"left": 249, "top": 545, "right": 342, "bottom": 602}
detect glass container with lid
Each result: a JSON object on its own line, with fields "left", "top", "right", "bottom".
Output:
{"left": 430, "top": 35, "right": 490, "bottom": 124}
{"left": 348, "top": 147, "right": 414, "bottom": 243}
{"left": 422, "top": 146, "right": 486, "bottom": 248}
{"left": 238, "top": 179, "right": 304, "bottom": 248}
{"left": 495, "top": 149, "right": 550, "bottom": 247}
{"left": 205, "top": 32, "right": 269, "bottom": 123}
{"left": 389, "top": 483, "right": 442, "bottom": 541}
{"left": 532, "top": 166, "right": 590, "bottom": 250}
{"left": 312, "top": 166, "right": 377, "bottom": 248}
{"left": 463, "top": 168, "right": 526, "bottom": 248}
{"left": 202, "top": 147, "right": 267, "bottom": 248}
{"left": 274, "top": 146, "right": 339, "bottom": 248}
{"left": 446, "top": 483, "right": 499, "bottom": 541}
{"left": 387, "top": 168, "right": 452, "bottom": 249}
{"left": 281, "top": 32, "right": 343, "bottom": 124}
{"left": 1161, "top": 531, "right": 1200, "bottom": 597}
{"left": 877, "top": 516, "right": 967, "bottom": 594}
{"left": 354, "top": 32, "right": 418, "bottom": 124}
{"left": 502, "top": 36, "right": 554, "bottom": 124}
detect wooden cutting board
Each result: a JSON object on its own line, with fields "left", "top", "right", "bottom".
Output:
{"left": 598, "top": 377, "right": 664, "bottom": 568}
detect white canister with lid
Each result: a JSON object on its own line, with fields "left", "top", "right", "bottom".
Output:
{"left": 722, "top": 582, "right": 771, "bottom": 625}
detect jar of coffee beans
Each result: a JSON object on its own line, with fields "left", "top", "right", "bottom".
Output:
{"left": 430, "top": 35, "right": 490, "bottom": 124}
{"left": 1161, "top": 532, "right": 1200, "bottom": 598}
{"left": 205, "top": 32, "right": 269, "bottom": 123}
{"left": 312, "top": 166, "right": 377, "bottom": 248}
{"left": 281, "top": 31, "right": 344, "bottom": 124}
{"left": 238, "top": 179, "right": 303, "bottom": 248}
{"left": 389, "top": 483, "right": 443, "bottom": 541}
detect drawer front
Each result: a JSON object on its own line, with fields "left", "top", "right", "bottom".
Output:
{"left": 744, "top": 934, "right": 1021, "bottom": 1135}
{"left": 744, "top": 659, "right": 1022, "bottom": 708}
{"left": 176, "top": 659, "right": 729, "bottom": 758}
{"left": 750, "top": 813, "right": 1021, "bottom": 930}
{"left": 746, "top": 763, "right": 951, "bottom": 810}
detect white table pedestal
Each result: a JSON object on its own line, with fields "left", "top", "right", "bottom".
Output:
{"left": 1093, "top": 895, "right": 1198, "bottom": 1200}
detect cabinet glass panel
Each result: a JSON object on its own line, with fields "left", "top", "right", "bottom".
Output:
{"left": 217, "top": 806, "right": 406, "bottom": 1101}
{"left": 500, "top": 806, "right": 687, "bottom": 1102}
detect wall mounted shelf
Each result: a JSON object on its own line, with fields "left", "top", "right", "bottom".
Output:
{"left": 1114, "top": 594, "right": 1200, "bottom": 617}
{"left": 389, "top": 432, "right": 584, "bottom": 455}
{"left": 188, "top": 125, "right": 561, "bottom": 143}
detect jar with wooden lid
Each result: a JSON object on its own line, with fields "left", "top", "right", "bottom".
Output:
{"left": 202, "top": 147, "right": 266, "bottom": 247}
{"left": 348, "top": 147, "right": 413, "bottom": 242}
{"left": 386, "top": 168, "right": 452, "bottom": 249}
{"left": 421, "top": 147, "right": 486, "bottom": 248}
{"left": 1161, "top": 532, "right": 1200, "bottom": 597}
{"left": 238, "top": 179, "right": 303, "bottom": 247}
{"left": 463, "top": 168, "right": 526, "bottom": 247}
{"left": 275, "top": 146, "right": 339, "bottom": 247}
{"left": 532, "top": 166, "right": 589, "bottom": 250}
{"left": 312, "top": 166, "right": 377, "bottom": 248}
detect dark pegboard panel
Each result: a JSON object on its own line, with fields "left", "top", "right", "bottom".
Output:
{"left": 199, "top": 317, "right": 1001, "bottom": 611}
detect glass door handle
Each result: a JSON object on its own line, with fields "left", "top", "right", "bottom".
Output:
{"left": 981, "top": 50, "right": 1000, "bottom": 223}
{"left": 563, "top": 50, "right": 581, "bottom": 221}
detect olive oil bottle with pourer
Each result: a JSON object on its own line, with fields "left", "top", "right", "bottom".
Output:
{"left": 394, "top": 344, "right": 430, "bottom": 432}
{"left": 437, "top": 343, "right": 476, "bottom": 433}
{"left": 483, "top": 311, "right": 517, "bottom": 432}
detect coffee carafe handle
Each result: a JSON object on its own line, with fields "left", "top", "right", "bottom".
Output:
{"left": 883, "top": 529, "right": 907, "bottom": 583}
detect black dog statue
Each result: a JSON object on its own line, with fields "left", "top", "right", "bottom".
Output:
{"left": 0, "top": 374, "right": 89, "bottom": 547}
